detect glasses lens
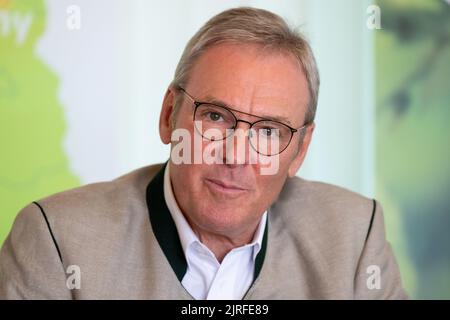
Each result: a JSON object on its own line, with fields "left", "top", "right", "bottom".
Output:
{"left": 250, "top": 121, "right": 292, "bottom": 156}
{"left": 194, "top": 104, "right": 235, "bottom": 141}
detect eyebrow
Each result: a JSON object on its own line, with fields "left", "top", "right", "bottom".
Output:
{"left": 203, "top": 95, "right": 295, "bottom": 127}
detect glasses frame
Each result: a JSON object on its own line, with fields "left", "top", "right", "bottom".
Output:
{"left": 177, "top": 86, "right": 309, "bottom": 156}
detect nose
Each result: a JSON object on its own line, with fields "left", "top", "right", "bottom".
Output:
{"left": 222, "top": 120, "right": 253, "bottom": 166}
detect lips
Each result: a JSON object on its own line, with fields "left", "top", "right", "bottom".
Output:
{"left": 207, "top": 178, "right": 246, "bottom": 190}
{"left": 204, "top": 178, "right": 249, "bottom": 194}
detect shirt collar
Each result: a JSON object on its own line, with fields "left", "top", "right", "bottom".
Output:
{"left": 163, "top": 163, "right": 267, "bottom": 261}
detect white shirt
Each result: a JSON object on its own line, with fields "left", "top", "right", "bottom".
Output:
{"left": 163, "top": 165, "right": 267, "bottom": 300}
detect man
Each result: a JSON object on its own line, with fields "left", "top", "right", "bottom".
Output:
{"left": 0, "top": 7, "right": 407, "bottom": 299}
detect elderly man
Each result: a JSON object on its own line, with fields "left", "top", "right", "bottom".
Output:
{"left": 0, "top": 7, "right": 406, "bottom": 299}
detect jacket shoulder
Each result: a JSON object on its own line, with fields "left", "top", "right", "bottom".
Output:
{"left": 280, "top": 176, "right": 373, "bottom": 212}
{"left": 272, "top": 176, "right": 375, "bottom": 250}
{"left": 0, "top": 163, "right": 164, "bottom": 298}
{"left": 26, "top": 164, "right": 163, "bottom": 253}
{"left": 35, "top": 164, "right": 162, "bottom": 217}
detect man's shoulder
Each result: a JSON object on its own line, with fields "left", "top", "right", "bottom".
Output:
{"left": 281, "top": 176, "right": 373, "bottom": 211}
{"left": 1, "top": 164, "right": 165, "bottom": 299}
{"left": 30, "top": 163, "right": 164, "bottom": 224}
{"left": 272, "top": 176, "right": 376, "bottom": 245}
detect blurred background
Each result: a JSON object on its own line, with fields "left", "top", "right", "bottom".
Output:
{"left": 0, "top": 0, "right": 449, "bottom": 299}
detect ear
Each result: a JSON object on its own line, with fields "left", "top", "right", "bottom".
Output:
{"left": 159, "top": 87, "right": 176, "bottom": 145}
{"left": 287, "top": 122, "right": 315, "bottom": 178}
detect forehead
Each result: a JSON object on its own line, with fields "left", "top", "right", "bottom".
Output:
{"left": 186, "top": 43, "right": 309, "bottom": 126}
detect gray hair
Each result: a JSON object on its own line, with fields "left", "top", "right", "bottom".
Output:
{"left": 171, "top": 7, "right": 320, "bottom": 124}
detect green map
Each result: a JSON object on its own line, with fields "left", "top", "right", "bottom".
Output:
{"left": 0, "top": 0, "right": 79, "bottom": 244}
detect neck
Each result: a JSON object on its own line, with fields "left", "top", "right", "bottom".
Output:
{"left": 186, "top": 218, "right": 260, "bottom": 263}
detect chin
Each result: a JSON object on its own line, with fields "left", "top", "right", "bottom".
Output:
{"left": 194, "top": 204, "right": 253, "bottom": 234}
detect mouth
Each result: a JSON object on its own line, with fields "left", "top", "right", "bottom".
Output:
{"left": 204, "top": 178, "right": 248, "bottom": 196}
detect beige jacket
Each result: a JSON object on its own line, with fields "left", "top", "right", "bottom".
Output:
{"left": 0, "top": 163, "right": 407, "bottom": 299}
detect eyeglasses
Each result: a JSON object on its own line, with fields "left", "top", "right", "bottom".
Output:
{"left": 178, "top": 87, "right": 308, "bottom": 156}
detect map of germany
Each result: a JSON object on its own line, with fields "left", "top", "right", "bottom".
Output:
{"left": 0, "top": 0, "right": 79, "bottom": 244}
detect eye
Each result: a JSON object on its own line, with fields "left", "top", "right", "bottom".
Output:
{"left": 260, "top": 127, "right": 279, "bottom": 137}
{"left": 262, "top": 128, "right": 272, "bottom": 136}
{"left": 208, "top": 112, "right": 223, "bottom": 121}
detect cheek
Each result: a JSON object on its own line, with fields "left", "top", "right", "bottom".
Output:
{"left": 170, "top": 164, "right": 207, "bottom": 216}
{"left": 281, "top": 146, "right": 301, "bottom": 173}
{"left": 251, "top": 153, "right": 294, "bottom": 199}
{"left": 172, "top": 164, "right": 201, "bottom": 190}
{"left": 252, "top": 169, "right": 288, "bottom": 207}
{"left": 254, "top": 151, "right": 293, "bottom": 178}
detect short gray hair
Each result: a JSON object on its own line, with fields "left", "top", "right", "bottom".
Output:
{"left": 171, "top": 7, "right": 320, "bottom": 124}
